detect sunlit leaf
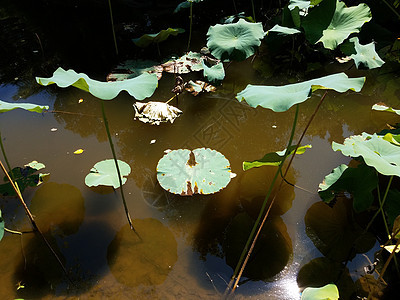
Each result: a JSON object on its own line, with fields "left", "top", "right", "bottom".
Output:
{"left": 236, "top": 73, "right": 365, "bottom": 112}
{"left": 383, "top": 244, "right": 400, "bottom": 253}
{"left": 332, "top": 132, "right": 400, "bottom": 177}
{"left": 206, "top": 19, "right": 265, "bottom": 61}
{"left": 162, "top": 51, "right": 204, "bottom": 74}
{"left": 185, "top": 80, "right": 216, "bottom": 96}
{"left": 0, "top": 99, "right": 49, "bottom": 114}
{"left": 344, "top": 37, "right": 385, "bottom": 69}
{"left": 301, "top": 284, "right": 339, "bottom": 300}
{"left": 85, "top": 159, "right": 131, "bottom": 189}
{"left": 202, "top": 61, "right": 225, "bottom": 82}
{"left": 36, "top": 67, "right": 158, "bottom": 100}
{"left": 372, "top": 103, "right": 400, "bottom": 115}
{"left": 288, "top": 0, "right": 311, "bottom": 11}
{"left": 133, "top": 101, "right": 182, "bottom": 125}
{"left": 132, "top": 28, "right": 185, "bottom": 47}
{"left": 267, "top": 24, "right": 301, "bottom": 35}
{"left": 0, "top": 209, "right": 4, "bottom": 242}
{"left": 243, "top": 145, "right": 311, "bottom": 171}
{"left": 156, "top": 148, "right": 234, "bottom": 195}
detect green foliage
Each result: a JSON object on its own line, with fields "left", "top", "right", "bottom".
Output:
{"left": 132, "top": 28, "right": 185, "bottom": 47}
{"left": 343, "top": 37, "right": 385, "bottom": 69}
{"left": 236, "top": 73, "right": 365, "bottom": 112}
{"left": 36, "top": 67, "right": 158, "bottom": 100}
{"left": 372, "top": 103, "right": 400, "bottom": 115}
{"left": 0, "top": 161, "right": 48, "bottom": 196}
{"left": 174, "top": 0, "right": 203, "bottom": 13}
{"left": 243, "top": 145, "right": 311, "bottom": 171}
{"left": 206, "top": 19, "right": 265, "bottom": 61}
{"left": 267, "top": 24, "right": 301, "bottom": 36}
{"left": 85, "top": 159, "right": 131, "bottom": 189}
{"left": 301, "top": 284, "right": 339, "bottom": 300}
{"left": 202, "top": 61, "right": 225, "bottom": 83}
{"left": 156, "top": 148, "right": 234, "bottom": 196}
{"left": 0, "top": 99, "right": 49, "bottom": 114}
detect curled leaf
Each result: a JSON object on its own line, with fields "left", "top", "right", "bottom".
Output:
{"left": 372, "top": 103, "right": 400, "bottom": 115}
{"left": 133, "top": 102, "right": 182, "bottom": 125}
{"left": 185, "top": 80, "right": 216, "bottom": 96}
{"left": 0, "top": 99, "right": 49, "bottom": 114}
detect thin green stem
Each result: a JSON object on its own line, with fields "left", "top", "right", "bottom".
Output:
{"left": 108, "top": 0, "right": 119, "bottom": 56}
{"left": 187, "top": 2, "right": 193, "bottom": 51}
{"left": 251, "top": 0, "right": 256, "bottom": 22}
{"left": 381, "top": 0, "right": 400, "bottom": 20}
{"left": 101, "top": 102, "right": 141, "bottom": 240}
{"left": 377, "top": 176, "right": 393, "bottom": 239}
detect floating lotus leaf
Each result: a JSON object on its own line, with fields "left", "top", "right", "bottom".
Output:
{"left": 372, "top": 103, "right": 400, "bottom": 115}
{"left": 305, "top": 197, "right": 375, "bottom": 262}
{"left": 267, "top": 24, "right": 301, "bottom": 35}
{"left": 106, "top": 60, "right": 163, "bottom": 81}
{"left": 156, "top": 148, "right": 233, "bottom": 196}
{"left": 206, "top": 19, "right": 265, "bottom": 61}
{"left": 85, "top": 159, "right": 131, "bottom": 189}
{"left": 333, "top": 132, "right": 400, "bottom": 177}
{"left": 36, "top": 67, "right": 158, "bottom": 100}
{"left": 243, "top": 144, "right": 311, "bottom": 171}
{"left": 107, "top": 219, "right": 177, "bottom": 287}
{"left": 301, "top": 284, "right": 339, "bottom": 300}
{"left": 161, "top": 51, "right": 204, "bottom": 74}
{"left": 303, "top": 0, "right": 372, "bottom": 50}
{"left": 236, "top": 72, "right": 365, "bottom": 112}
{"left": 0, "top": 99, "right": 49, "bottom": 114}
{"left": 133, "top": 101, "right": 182, "bottom": 125}
{"left": 202, "top": 61, "right": 225, "bottom": 82}
{"left": 345, "top": 37, "right": 385, "bottom": 69}
{"left": 318, "top": 163, "right": 378, "bottom": 213}
{"left": 0, "top": 209, "right": 4, "bottom": 241}
{"left": 132, "top": 28, "right": 185, "bottom": 47}
{"left": 0, "top": 161, "right": 48, "bottom": 196}
{"left": 185, "top": 80, "right": 216, "bottom": 96}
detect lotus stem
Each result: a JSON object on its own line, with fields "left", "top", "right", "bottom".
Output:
{"left": 108, "top": 0, "right": 119, "bottom": 56}
{"left": 101, "top": 101, "right": 141, "bottom": 240}
{"left": 187, "top": 2, "right": 193, "bottom": 51}
{"left": 0, "top": 130, "right": 13, "bottom": 177}
{"left": 251, "top": 0, "right": 256, "bottom": 22}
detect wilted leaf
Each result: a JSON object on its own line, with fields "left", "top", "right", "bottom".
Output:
{"left": 132, "top": 28, "right": 185, "bottom": 47}
{"left": 185, "top": 80, "right": 216, "bottom": 96}
{"left": 236, "top": 73, "right": 365, "bottom": 112}
{"left": 267, "top": 24, "right": 301, "bottom": 35}
{"left": 133, "top": 101, "right": 182, "bottom": 125}
{"left": 301, "top": 284, "right": 339, "bottom": 300}
{"left": 206, "top": 19, "right": 265, "bottom": 61}
{"left": 372, "top": 103, "right": 400, "bottom": 115}
{"left": 243, "top": 144, "right": 311, "bottom": 171}
{"left": 156, "top": 148, "right": 233, "bottom": 195}
{"left": 85, "top": 159, "right": 131, "bottom": 189}
{"left": 0, "top": 99, "right": 49, "bottom": 114}
{"left": 202, "top": 61, "right": 225, "bottom": 82}
{"left": 332, "top": 132, "right": 400, "bottom": 177}
{"left": 36, "top": 67, "right": 158, "bottom": 100}
{"left": 106, "top": 60, "right": 163, "bottom": 81}
{"left": 161, "top": 51, "right": 204, "bottom": 74}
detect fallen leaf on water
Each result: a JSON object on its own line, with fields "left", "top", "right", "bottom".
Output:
{"left": 133, "top": 101, "right": 182, "bottom": 125}
{"left": 74, "top": 149, "right": 84, "bottom": 154}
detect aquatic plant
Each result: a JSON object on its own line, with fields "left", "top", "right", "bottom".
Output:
{"left": 133, "top": 101, "right": 182, "bottom": 125}
{"left": 85, "top": 159, "right": 131, "bottom": 188}
{"left": 301, "top": 283, "right": 339, "bottom": 300}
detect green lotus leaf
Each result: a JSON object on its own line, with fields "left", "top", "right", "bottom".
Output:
{"left": 85, "top": 159, "right": 131, "bottom": 189}
{"left": 132, "top": 28, "right": 185, "bottom": 47}
{"left": 345, "top": 37, "right": 385, "bottom": 69}
{"left": 372, "top": 103, "right": 400, "bottom": 115}
{"left": 156, "top": 148, "right": 234, "bottom": 196}
{"left": 0, "top": 209, "right": 4, "bottom": 242}
{"left": 36, "top": 67, "right": 158, "bottom": 100}
{"left": 332, "top": 132, "right": 400, "bottom": 177}
{"left": 243, "top": 145, "right": 311, "bottom": 171}
{"left": 318, "top": 163, "right": 378, "bottom": 213}
{"left": 202, "top": 61, "right": 225, "bottom": 83}
{"left": 0, "top": 99, "right": 49, "bottom": 114}
{"left": 236, "top": 73, "right": 365, "bottom": 112}
{"left": 288, "top": 0, "right": 311, "bottom": 11}
{"left": 206, "top": 19, "right": 265, "bottom": 61}
{"left": 301, "top": 284, "right": 339, "bottom": 300}
{"left": 302, "top": 0, "right": 371, "bottom": 49}
{"left": 267, "top": 24, "right": 301, "bottom": 35}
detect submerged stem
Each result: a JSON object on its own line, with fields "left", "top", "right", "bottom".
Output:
{"left": 101, "top": 102, "right": 141, "bottom": 240}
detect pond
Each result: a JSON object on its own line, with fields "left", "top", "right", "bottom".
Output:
{"left": 1, "top": 0, "right": 400, "bottom": 299}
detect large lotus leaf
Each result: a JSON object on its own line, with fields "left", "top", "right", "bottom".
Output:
{"left": 301, "top": 284, "right": 339, "bottom": 300}
{"left": 267, "top": 24, "right": 301, "bottom": 35}
{"left": 318, "top": 163, "right": 378, "bottom": 213}
{"left": 236, "top": 73, "right": 365, "bottom": 112}
{"left": 305, "top": 198, "right": 376, "bottom": 262}
{"left": 133, "top": 28, "right": 185, "bottom": 47}
{"left": 156, "top": 148, "right": 233, "bottom": 196}
{"left": 85, "top": 159, "right": 131, "bottom": 189}
{"left": 202, "top": 61, "right": 225, "bottom": 83}
{"left": 107, "top": 219, "right": 177, "bottom": 287}
{"left": 0, "top": 99, "right": 49, "bottom": 114}
{"left": 0, "top": 209, "right": 4, "bottom": 242}
{"left": 318, "top": 0, "right": 372, "bottom": 49}
{"left": 346, "top": 37, "right": 385, "bottom": 69}
{"left": 206, "top": 19, "right": 265, "bottom": 61}
{"left": 332, "top": 133, "right": 400, "bottom": 177}
{"left": 372, "top": 103, "right": 400, "bottom": 115}
{"left": 243, "top": 144, "right": 311, "bottom": 171}
{"left": 36, "top": 67, "right": 158, "bottom": 100}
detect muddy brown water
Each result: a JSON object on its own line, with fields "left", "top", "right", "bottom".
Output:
{"left": 1, "top": 59, "right": 400, "bottom": 299}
